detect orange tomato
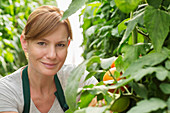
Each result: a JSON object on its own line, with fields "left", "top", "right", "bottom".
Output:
{"left": 103, "top": 68, "right": 126, "bottom": 93}
{"left": 110, "top": 60, "right": 115, "bottom": 68}
{"left": 103, "top": 68, "right": 116, "bottom": 81}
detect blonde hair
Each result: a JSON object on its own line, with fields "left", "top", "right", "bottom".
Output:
{"left": 22, "top": 5, "right": 72, "bottom": 40}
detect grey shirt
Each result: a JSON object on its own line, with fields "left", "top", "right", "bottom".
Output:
{"left": 0, "top": 65, "right": 98, "bottom": 113}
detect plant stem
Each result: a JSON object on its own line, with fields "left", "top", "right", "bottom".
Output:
{"left": 108, "top": 70, "right": 117, "bottom": 83}
{"left": 130, "top": 12, "right": 138, "bottom": 44}
{"left": 132, "top": 28, "right": 138, "bottom": 44}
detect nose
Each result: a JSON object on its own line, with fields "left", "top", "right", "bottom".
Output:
{"left": 46, "top": 46, "right": 57, "bottom": 60}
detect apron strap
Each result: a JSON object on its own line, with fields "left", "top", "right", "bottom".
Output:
{"left": 22, "top": 66, "right": 30, "bottom": 113}
{"left": 22, "top": 66, "right": 69, "bottom": 113}
{"left": 54, "top": 75, "right": 69, "bottom": 112}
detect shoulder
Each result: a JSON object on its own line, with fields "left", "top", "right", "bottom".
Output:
{"left": 0, "top": 68, "right": 24, "bottom": 112}
{"left": 0, "top": 68, "right": 22, "bottom": 90}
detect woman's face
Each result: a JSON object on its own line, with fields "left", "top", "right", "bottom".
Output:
{"left": 25, "top": 24, "right": 69, "bottom": 76}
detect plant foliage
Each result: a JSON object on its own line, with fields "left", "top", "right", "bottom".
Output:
{"left": 63, "top": 0, "right": 170, "bottom": 112}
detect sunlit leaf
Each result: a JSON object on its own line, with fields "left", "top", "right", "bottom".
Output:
{"left": 85, "top": 25, "right": 98, "bottom": 38}
{"left": 89, "top": 39, "right": 100, "bottom": 48}
{"left": 84, "top": 85, "right": 108, "bottom": 95}
{"left": 118, "top": 18, "right": 130, "bottom": 34}
{"left": 122, "top": 52, "right": 168, "bottom": 78}
{"left": 127, "top": 98, "right": 167, "bottom": 113}
{"left": 160, "top": 83, "right": 170, "bottom": 94}
{"left": 111, "top": 27, "right": 119, "bottom": 37}
{"left": 100, "top": 56, "right": 117, "bottom": 69}
{"left": 97, "top": 26, "right": 112, "bottom": 36}
{"left": 165, "top": 60, "right": 170, "bottom": 70}
{"left": 62, "top": 0, "right": 86, "bottom": 20}
{"left": 4, "top": 50, "right": 14, "bottom": 63}
{"left": 114, "top": 0, "right": 141, "bottom": 13}
{"left": 144, "top": 6, "right": 170, "bottom": 52}
{"left": 0, "top": 56, "right": 7, "bottom": 72}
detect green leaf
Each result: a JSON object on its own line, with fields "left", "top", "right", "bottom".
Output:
{"left": 132, "top": 66, "right": 168, "bottom": 81}
{"left": 62, "top": 0, "right": 86, "bottom": 20}
{"left": 4, "top": 50, "right": 14, "bottom": 63}
{"left": 74, "top": 106, "right": 107, "bottom": 113}
{"left": 155, "top": 66, "right": 169, "bottom": 81}
{"left": 89, "top": 39, "right": 100, "bottom": 48}
{"left": 121, "top": 43, "right": 151, "bottom": 65}
{"left": 86, "top": 56, "right": 101, "bottom": 68}
{"left": 130, "top": 82, "right": 148, "bottom": 99}
{"left": 165, "top": 60, "right": 170, "bottom": 70}
{"left": 85, "top": 25, "right": 98, "bottom": 38}
{"left": 65, "top": 109, "right": 74, "bottom": 113}
{"left": 97, "top": 26, "right": 112, "bottom": 36}
{"left": 65, "top": 56, "right": 100, "bottom": 112}
{"left": 0, "top": 56, "right": 7, "bottom": 72}
{"left": 114, "top": 0, "right": 141, "bottom": 13}
{"left": 160, "top": 83, "right": 170, "bottom": 94}
{"left": 85, "top": 71, "right": 97, "bottom": 81}
{"left": 127, "top": 98, "right": 167, "bottom": 113}
{"left": 81, "top": 85, "right": 108, "bottom": 96}
{"left": 118, "top": 18, "right": 130, "bottom": 34}
{"left": 100, "top": 56, "right": 117, "bottom": 69}
{"left": 114, "top": 55, "right": 124, "bottom": 72}
{"left": 146, "top": 0, "right": 162, "bottom": 8}
{"left": 65, "top": 60, "right": 87, "bottom": 112}
{"left": 118, "top": 11, "right": 144, "bottom": 52}
{"left": 167, "top": 97, "right": 170, "bottom": 111}
{"left": 144, "top": 6, "right": 170, "bottom": 52}
{"left": 122, "top": 52, "right": 168, "bottom": 78}
{"left": 132, "top": 67, "right": 159, "bottom": 81}
{"left": 111, "top": 27, "right": 119, "bottom": 37}
{"left": 79, "top": 91, "right": 95, "bottom": 108}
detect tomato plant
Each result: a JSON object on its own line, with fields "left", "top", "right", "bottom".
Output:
{"left": 63, "top": 0, "right": 170, "bottom": 113}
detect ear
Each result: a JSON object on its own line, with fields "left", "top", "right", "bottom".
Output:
{"left": 20, "top": 34, "right": 28, "bottom": 53}
{"left": 68, "top": 39, "right": 71, "bottom": 47}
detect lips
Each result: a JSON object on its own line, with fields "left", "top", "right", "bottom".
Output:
{"left": 41, "top": 62, "right": 57, "bottom": 69}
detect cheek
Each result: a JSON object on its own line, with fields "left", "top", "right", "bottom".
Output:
{"left": 57, "top": 49, "right": 68, "bottom": 60}
{"left": 28, "top": 47, "right": 45, "bottom": 60}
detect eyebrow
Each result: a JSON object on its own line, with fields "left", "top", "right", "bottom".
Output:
{"left": 38, "top": 38, "right": 68, "bottom": 43}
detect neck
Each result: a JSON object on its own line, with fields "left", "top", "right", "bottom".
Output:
{"left": 27, "top": 66, "right": 56, "bottom": 95}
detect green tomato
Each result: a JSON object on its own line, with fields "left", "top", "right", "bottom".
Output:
{"left": 110, "top": 96, "right": 130, "bottom": 112}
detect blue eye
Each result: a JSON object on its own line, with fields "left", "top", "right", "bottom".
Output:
{"left": 37, "top": 42, "right": 46, "bottom": 46}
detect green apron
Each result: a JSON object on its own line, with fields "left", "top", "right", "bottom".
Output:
{"left": 22, "top": 66, "right": 69, "bottom": 113}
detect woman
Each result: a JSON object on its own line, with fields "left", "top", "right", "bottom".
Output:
{"left": 0, "top": 5, "right": 97, "bottom": 113}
